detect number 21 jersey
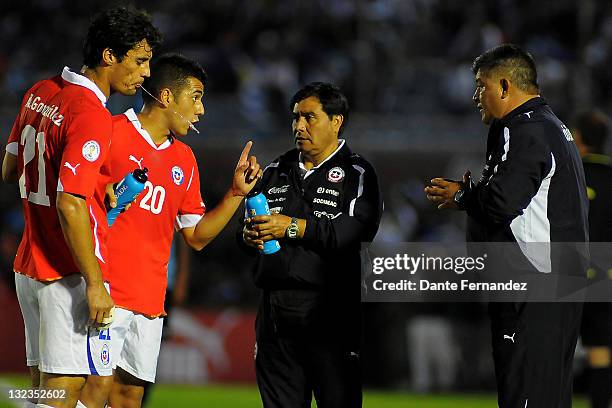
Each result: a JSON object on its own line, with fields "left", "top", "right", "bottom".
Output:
{"left": 7, "top": 67, "right": 111, "bottom": 281}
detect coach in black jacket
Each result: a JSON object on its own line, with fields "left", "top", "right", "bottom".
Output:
{"left": 242, "top": 82, "right": 382, "bottom": 408}
{"left": 425, "top": 45, "right": 588, "bottom": 408}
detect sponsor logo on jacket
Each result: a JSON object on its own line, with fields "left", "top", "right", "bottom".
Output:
{"left": 313, "top": 197, "right": 337, "bottom": 207}
{"left": 268, "top": 185, "right": 289, "bottom": 195}
{"left": 317, "top": 187, "right": 339, "bottom": 196}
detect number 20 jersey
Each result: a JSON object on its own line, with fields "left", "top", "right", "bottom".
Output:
{"left": 101, "top": 109, "right": 205, "bottom": 316}
{"left": 7, "top": 68, "right": 112, "bottom": 281}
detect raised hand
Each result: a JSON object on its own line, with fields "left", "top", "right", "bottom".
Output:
{"left": 232, "top": 141, "right": 263, "bottom": 197}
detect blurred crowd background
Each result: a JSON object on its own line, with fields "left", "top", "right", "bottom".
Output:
{"left": 1, "top": 0, "right": 610, "bottom": 393}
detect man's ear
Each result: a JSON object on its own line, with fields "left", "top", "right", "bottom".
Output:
{"left": 332, "top": 114, "right": 344, "bottom": 134}
{"left": 159, "top": 88, "right": 173, "bottom": 107}
{"left": 500, "top": 78, "right": 510, "bottom": 99}
{"left": 101, "top": 48, "right": 117, "bottom": 66}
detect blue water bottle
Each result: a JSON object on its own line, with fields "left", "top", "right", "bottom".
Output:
{"left": 107, "top": 168, "right": 148, "bottom": 227}
{"left": 245, "top": 192, "right": 281, "bottom": 254}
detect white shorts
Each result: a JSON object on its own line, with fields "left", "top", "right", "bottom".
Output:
{"left": 15, "top": 273, "right": 113, "bottom": 376}
{"left": 112, "top": 307, "right": 163, "bottom": 383}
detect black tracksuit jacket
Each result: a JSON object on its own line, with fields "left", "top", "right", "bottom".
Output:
{"left": 242, "top": 140, "right": 382, "bottom": 340}
{"left": 462, "top": 97, "right": 588, "bottom": 275}
{"left": 247, "top": 140, "right": 382, "bottom": 290}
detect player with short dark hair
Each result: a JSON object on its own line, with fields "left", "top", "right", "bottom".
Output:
{"left": 426, "top": 44, "right": 588, "bottom": 407}
{"left": 80, "top": 53, "right": 261, "bottom": 408}
{"left": 471, "top": 43, "right": 539, "bottom": 95}
{"left": 140, "top": 53, "right": 208, "bottom": 105}
{"left": 2, "top": 6, "right": 161, "bottom": 408}
{"left": 242, "top": 82, "right": 382, "bottom": 407}
{"left": 82, "top": 7, "right": 162, "bottom": 70}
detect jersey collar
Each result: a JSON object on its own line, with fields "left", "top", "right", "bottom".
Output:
{"left": 124, "top": 109, "right": 173, "bottom": 151}
{"left": 61, "top": 67, "right": 107, "bottom": 107}
{"left": 299, "top": 139, "right": 346, "bottom": 179}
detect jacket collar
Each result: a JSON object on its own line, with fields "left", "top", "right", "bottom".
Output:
{"left": 279, "top": 140, "right": 352, "bottom": 178}
{"left": 300, "top": 139, "right": 350, "bottom": 179}
{"left": 298, "top": 139, "right": 347, "bottom": 171}
{"left": 499, "top": 96, "right": 547, "bottom": 125}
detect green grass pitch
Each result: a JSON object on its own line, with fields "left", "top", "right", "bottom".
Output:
{"left": 0, "top": 375, "right": 589, "bottom": 407}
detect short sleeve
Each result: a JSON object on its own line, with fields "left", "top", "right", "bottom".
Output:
{"left": 6, "top": 116, "right": 21, "bottom": 155}
{"left": 175, "top": 154, "right": 206, "bottom": 230}
{"left": 6, "top": 92, "right": 31, "bottom": 155}
{"left": 58, "top": 109, "right": 111, "bottom": 198}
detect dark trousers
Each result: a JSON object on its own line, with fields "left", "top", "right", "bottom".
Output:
{"left": 255, "top": 290, "right": 362, "bottom": 408}
{"left": 489, "top": 302, "right": 583, "bottom": 408}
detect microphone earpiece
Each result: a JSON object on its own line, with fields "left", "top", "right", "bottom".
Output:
{"left": 140, "top": 86, "right": 200, "bottom": 134}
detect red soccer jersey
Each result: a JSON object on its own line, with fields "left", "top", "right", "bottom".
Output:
{"left": 8, "top": 67, "right": 112, "bottom": 281}
{"left": 102, "top": 109, "right": 205, "bottom": 316}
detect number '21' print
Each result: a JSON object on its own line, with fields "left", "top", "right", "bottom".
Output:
{"left": 19, "top": 125, "right": 50, "bottom": 206}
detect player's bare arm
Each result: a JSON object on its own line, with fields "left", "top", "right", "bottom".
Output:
{"left": 2, "top": 151, "right": 18, "bottom": 183}
{"left": 181, "top": 141, "right": 262, "bottom": 250}
{"left": 56, "top": 191, "right": 114, "bottom": 324}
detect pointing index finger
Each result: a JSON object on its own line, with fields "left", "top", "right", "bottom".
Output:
{"left": 239, "top": 141, "right": 253, "bottom": 165}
